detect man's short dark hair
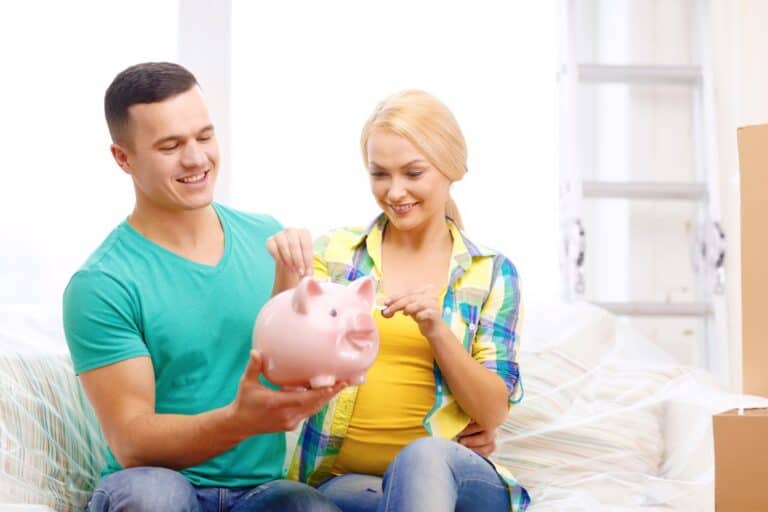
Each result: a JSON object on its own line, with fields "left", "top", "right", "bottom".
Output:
{"left": 105, "top": 62, "right": 199, "bottom": 144}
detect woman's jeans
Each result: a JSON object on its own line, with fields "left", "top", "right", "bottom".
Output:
{"left": 84, "top": 467, "right": 341, "bottom": 512}
{"left": 317, "top": 437, "right": 511, "bottom": 512}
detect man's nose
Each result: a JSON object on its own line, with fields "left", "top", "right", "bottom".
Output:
{"left": 181, "top": 141, "right": 206, "bottom": 168}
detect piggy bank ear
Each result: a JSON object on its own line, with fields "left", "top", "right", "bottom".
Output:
{"left": 292, "top": 277, "right": 323, "bottom": 314}
{"left": 349, "top": 276, "right": 375, "bottom": 308}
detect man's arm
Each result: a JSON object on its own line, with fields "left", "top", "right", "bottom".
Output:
{"left": 80, "top": 350, "right": 342, "bottom": 469}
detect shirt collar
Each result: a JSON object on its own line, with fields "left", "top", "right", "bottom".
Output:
{"left": 355, "top": 214, "right": 495, "bottom": 283}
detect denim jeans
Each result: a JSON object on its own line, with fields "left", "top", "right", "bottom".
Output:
{"left": 316, "top": 437, "right": 511, "bottom": 512}
{"left": 85, "top": 467, "right": 341, "bottom": 512}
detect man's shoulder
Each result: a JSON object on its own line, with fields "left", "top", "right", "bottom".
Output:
{"left": 75, "top": 223, "right": 135, "bottom": 277}
{"left": 65, "top": 225, "right": 138, "bottom": 305}
{"left": 214, "top": 203, "right": 283, "bottom": 235}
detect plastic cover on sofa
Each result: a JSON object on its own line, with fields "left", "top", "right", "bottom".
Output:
{"left": 495, "top": 302, "right": 768, "bottom": 511}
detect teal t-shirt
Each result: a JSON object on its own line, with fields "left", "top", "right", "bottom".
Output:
{"left": 62, "top": 203, "right": 284, "bottom": 487}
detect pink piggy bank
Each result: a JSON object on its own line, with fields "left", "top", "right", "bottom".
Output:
{"left": 252, "top": 276, "right": 380, "bottom": 389}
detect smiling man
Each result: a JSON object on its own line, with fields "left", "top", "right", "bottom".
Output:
{"left": 62, "top": 62, "right": 342, "bottom": 512}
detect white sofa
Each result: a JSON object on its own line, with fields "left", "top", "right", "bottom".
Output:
{"left": 1, "top": 303, "right": 761, "bottom": 511}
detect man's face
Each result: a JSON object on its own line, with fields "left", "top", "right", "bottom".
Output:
{"left": 113, "top": 87, "right": 219, "bottom": 212}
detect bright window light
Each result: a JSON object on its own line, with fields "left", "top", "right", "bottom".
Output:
{"left": 0, "top": 2, "right": 179, "bottom": 303}
{"left": 230, "top": 1, "right": 561, "bottom": 306}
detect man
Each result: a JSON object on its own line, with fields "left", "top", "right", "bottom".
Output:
{"left": 63, "top": 62, "right": 342, "bottom": 511}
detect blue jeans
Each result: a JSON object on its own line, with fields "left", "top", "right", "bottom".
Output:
{"left": 85, "top": 467, "right": 341, "bottom": 512}
{"left": 316, "top": 437, "right": 510, "bottom": 512}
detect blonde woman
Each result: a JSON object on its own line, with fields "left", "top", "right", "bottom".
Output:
{"left": 268, "top": 90, "right": 529, "bottom": 511}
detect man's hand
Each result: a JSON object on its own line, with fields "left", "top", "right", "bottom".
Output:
{"left": 266, "top": 228, "right": 313, "bottom": 278}
{"left": 456, "top": 421, "right": 497, "bottom": 457}
{"left": 229, "top": 350, "right": 344, "bottom": 436}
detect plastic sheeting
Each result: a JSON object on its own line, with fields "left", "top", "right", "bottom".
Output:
{"left": 2, "top": 302, "right": 767, "bottom": 511}
{"left": 495, "top": 302, "right": 768, "bottom": 511}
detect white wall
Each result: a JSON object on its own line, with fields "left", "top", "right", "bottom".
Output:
{"left": 229, "top": 1, "right": 561, "bottom": 307}
{"left": 0, "top": 2, "right": 560, "bottom": 310}
{"left": 0, "top": 2, "right": 179, "bottom": 304}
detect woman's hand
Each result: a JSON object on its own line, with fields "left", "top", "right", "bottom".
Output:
{"left": 382, "top": 285, "right": 446, "bottom": 340}
{"left": 266, "top": 228, "right": 313, "bottom": 294}
{"left": 456, "top": 421, "right": 497, "bottom": 457}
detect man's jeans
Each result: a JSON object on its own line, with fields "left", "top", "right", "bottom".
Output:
{"left": 317, "top": 437, "right": 511, "bottom": 512}
{"left": 85, "top": 467, "right": 341, "bottom": 512}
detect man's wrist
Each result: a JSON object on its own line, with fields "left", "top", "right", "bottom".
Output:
{"left": 219, "top": 403, "right": 250, "bottom": 444}
{"left": 271, "top": 268, "right": 300, "bottom": 296}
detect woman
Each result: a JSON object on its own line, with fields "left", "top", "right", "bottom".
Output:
{"left": 268, "top": 90, "right": 528, "bottom": 512}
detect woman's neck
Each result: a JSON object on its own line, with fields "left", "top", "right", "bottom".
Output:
{"left": 383, "top": 214, "right": 452, "bottom": 254}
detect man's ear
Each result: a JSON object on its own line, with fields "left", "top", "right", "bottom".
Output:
{"left": 110, "top": 143, "right": 132, "bottom": 175}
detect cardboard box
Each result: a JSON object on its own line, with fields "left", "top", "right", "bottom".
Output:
{"left": 713, "top": 124, "right": 768, "bottom": 510}
{"left": 736, "top": 124, "right": 768, "bottom": 395}
{"left": 714, "top": 409, "right": 768, "bottom": 509}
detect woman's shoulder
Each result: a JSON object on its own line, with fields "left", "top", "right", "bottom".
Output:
{"left": 454, "top": 227, "right": 518, "bottom": 276}
{"left": 314, "top": 225, "right": 369, "bottom": 257}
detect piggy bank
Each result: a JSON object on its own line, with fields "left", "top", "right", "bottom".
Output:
{"left": 252, "top": 276, "right": 380, "bottom": 389}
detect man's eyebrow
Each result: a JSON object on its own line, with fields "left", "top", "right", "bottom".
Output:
{"left": 153, "top": 134, "right": 181, "bottom": 147}
{"left": 153, "top": 125, "right": 215, "bottom": 147}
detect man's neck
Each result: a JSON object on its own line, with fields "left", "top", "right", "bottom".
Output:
{"left": 128, "top": 201, "right": 224, "bottom": 265}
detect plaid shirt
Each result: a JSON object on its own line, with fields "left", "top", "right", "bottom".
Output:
{"left": 288, "top": 215, "right": 530, "bottom": 511}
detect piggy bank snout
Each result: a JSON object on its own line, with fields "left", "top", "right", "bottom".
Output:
{"left": 341, "top": 312, "right": 377, "bottom": 350}
{"left": 347, "top": 312, "right": 375, "bottom": 333}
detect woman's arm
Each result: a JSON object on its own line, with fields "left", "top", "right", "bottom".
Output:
{"left": 426, "top": 319, "right": 510, "bottom": 430}
{"left": 382, "top": 258, "right": 521, "bottom": 431}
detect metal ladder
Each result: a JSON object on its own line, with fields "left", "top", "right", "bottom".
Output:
{"left": 557, "top": 0, "right": 727, "bottom": 375}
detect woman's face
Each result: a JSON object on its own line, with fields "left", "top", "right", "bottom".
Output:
{"left": 366, "top": 129, "right": 451, "bottom": 232}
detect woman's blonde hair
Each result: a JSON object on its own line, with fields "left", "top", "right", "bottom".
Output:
{"left": 360, "top": 90, "right": 467, "bottom": 228}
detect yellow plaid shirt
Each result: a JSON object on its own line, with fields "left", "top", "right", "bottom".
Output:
{"left": 288, "top": 215, "right": 529, "bottom": 510}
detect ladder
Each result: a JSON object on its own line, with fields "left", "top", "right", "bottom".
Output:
{"left": 557, "top": 0, "right": 727, "bottom": 378}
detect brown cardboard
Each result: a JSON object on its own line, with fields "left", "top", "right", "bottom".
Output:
{"left": 736, "top": 124, "right": 768, "bottom": 396}
{"left": 713, "top": 409, "right": 768, "bottom": 510}
{"left": 713, "top": 125, "right": 768, "bottom": 511}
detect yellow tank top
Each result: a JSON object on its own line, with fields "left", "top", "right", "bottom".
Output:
{"left": 331, "top": 308, "right": 436, "bottom": 476}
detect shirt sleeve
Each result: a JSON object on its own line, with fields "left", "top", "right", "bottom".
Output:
{"left": 471, "top": 256, "right": 522, "bottom": 404}
{"left": 62, "top": 269, "right": 149, "bottom": 375}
